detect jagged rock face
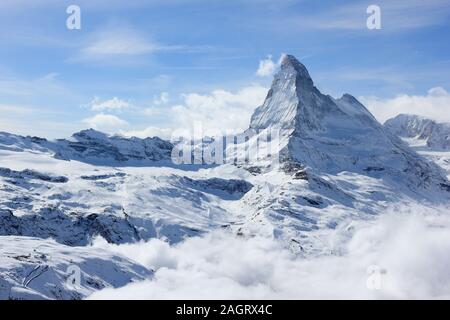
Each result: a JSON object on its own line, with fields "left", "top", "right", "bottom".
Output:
{"left": 250, "top": 55, "right": 377, "bottom": 134}
{"left": 247, "top": 55, "right": 449, "bottom": 192}
{"left": 384, "top": 114, "right": 450, "bottom": 149}
{"left": 0, "top": 208, "right": 141, "bottom": 246}
{"left": 251, "top": 55, "right": 343, "bottom": 132}
{"left": 384, "top": 114, "right": 436, "bottom": 139}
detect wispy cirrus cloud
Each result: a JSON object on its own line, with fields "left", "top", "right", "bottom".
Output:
{"left": 0, "top": 73, "right": 69, "bottom": 97}
{"left": 82, "top": 30, "right": 162, "bottom": 57}
{"left": 286, "top": 0, "right": 450, "bottom": 31}
{"left": 71, "top": 26, "right": 212, "bottom": 64}
{"left": 74, "top": 27, "right": 168, "bottom": 63}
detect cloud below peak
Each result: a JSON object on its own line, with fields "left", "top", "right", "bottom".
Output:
{"left": 89, "top": 204, "right": 450, "bottom": 300}
{"left": 360, "top": 87, "right": 450, "bottom": 123}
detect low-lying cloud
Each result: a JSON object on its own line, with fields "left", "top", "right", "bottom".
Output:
{"left": 88, "top": 204, "right": 450, "bottom": 300}
{"left": 361, "top": 87, "right": 450, "bottom": 124}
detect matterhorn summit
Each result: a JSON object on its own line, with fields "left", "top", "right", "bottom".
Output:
{"left": 247, "top": 55, "right": 449, "bottom": 194}
{"left": 250, "top": 54, "right": 342, "bottom": 131}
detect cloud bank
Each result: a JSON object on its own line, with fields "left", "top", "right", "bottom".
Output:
{"left": 82, "top": 113, "right": 128, "bottom": 132}
{"left": 361, "top": 87, "right": 450, "bottom": 123}
{"left": 89, "top": 204, "right": 450, "bottom": 300}
{"left": 172, "top": 85, "right": 268, "bottom": 135}
{"left": 121, "top": 85, "right": 268, "bottom": 139}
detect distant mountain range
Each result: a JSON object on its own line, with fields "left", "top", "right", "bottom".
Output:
{"left": 385, "top": 114, "right": 450, "bottom": 150}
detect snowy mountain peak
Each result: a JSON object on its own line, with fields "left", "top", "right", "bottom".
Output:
{"left": 250, "top": 54, "right": 381, "bottom": 136}
{"left": 247, "top": 55, "right": 450, "bottom": 194}
{"left": 280, "top": 54, "right": 314, "bottom": 88}
{"left": 250, "top": 54, "right": 329, "bottom": 131}
{"left": 384, "top": 114, "right": 450, "bottom": 149}
{"left": 338, "top": 93, "right": 360, "bottom": 104}
{"left": 334, "top": 93, "right": 378, "bottom": 123}
{"left": 71, "top": 128, "right": 111, "bottom": 142}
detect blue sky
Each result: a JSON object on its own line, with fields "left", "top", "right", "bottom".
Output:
{"left": 0, "top": 0, "right": 449, "bottom": 138}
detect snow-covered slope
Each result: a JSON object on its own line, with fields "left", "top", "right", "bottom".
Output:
{"left": 1, "top": 54, "right": 450, "bottom": 299}
{"left": 384, "top": 114, "right": 450, "bottom": 150}
{"left": 0, "top": 236, "right": 152, "bottom": 300}
{"left": 0, "top": 148, "right": 252, "bottom": 246}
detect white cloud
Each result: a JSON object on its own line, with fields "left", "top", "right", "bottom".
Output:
{"left": 89, "top": 204, "right": 450, "bottom": 299}
{"left": 256, "top": 55, "right": 277, "bottom": 77}
{"left": 82, "top": 113, "right": 129, "bottom": 132}
{"left": 74, "top": 26, "right": 201, "bottom": 63}
{"left": 153, "top": 92, "right": 170, "bottom": 105}
{"left": 81, "top": 28, "right": 159, "bottom": 58}
{"left": 87, "top": 97, "right": 131, "bottom": 112}
{"left": 119, "top": 85, "right": 268, "bottom": 139}
{"left": 360, "top": 87, "right": 450, "bottom": 123}
{"left": 141, "top": 108, "right": 163, "bottom": 117}
{"left": 171, "top": 85, "right": 268, "bottom": 136}
{"left": 256, "top": 54, "right": 285, "bottom": 77}
{"left": 120, "top": 126, "right": 174, "bottom": 139}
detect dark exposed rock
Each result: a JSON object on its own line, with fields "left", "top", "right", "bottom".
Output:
{"left": 0, "top": 207, "right": 141, "bottom": 246}
{"left": 182, "top": 176, "right": 253, "bottom": 195}
{"left": 281, "top": 161, "right": 308, "bottom": 180}
{"left": 0, "top": 167, "right": 68, "bottom": 183}
{"left": 364, "top": 167, "right": 385, "bottom": 172}
{"left": 80, "top": 172, "right": 126, "bottom": 181}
